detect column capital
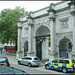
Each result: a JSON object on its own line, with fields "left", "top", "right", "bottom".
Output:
{"left": 27, "top": 18, "right": 33, "bottom": 26}
{"left": 47, "top": 3, "right": 55, "bottom": 20}
{"left": 17, "top": 23, "right": 22, "bottom": 28}
{"left": 27, "top": 12, "right": 34, "bottom": 25}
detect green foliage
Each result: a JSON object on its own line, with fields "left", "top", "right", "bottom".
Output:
{"left": 0, "top": 6, "right": 28, "bottom": 44}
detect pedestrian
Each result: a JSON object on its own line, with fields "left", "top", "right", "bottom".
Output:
{"left": 1, "top": 50, "right": 2, "bottom": 54}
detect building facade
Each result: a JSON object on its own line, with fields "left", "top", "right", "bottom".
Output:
{"left": 17, "top": 1, "right": 75, "bottom": 61}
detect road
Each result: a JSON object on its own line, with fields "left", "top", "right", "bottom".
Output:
{"left": 11, "top": 63, "right": 61, "bottom": 74}
{"left": 0, "top": 51, "right": 75, "bottom": 74}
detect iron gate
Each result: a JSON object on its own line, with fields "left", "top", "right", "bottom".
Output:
{"left": 36, "top": 35, "right": 50, "bottom": 60}
{"left": 59, "top": 49, "right": 68, "bottom": 58}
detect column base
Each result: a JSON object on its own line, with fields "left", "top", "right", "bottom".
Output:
{"left": 16, "top": 51, "right": 23, "bottom": 59}
{"left": 27, "top": 51, "right": 34, "bottom": 56}
{"left": 48, "top": 51, "right": 54, "bottom": 62}
{"left": 48, "top": 50, "right": 58, "bottom": 62}
{"left": 71, "top": 52, "right": 75, "bottom": 59}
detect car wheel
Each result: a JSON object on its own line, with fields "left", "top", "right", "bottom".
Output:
{"left": 45, "top": 65, "right": 50, "bottom": 70}
{"left": 28, "top": 63, "right": 32, "bottom": 67}
{"left": 18, "top": 61, "right": 21, "bottom": 65}
{"left": 62, "top": 68, "right": 67, "bottom": 73}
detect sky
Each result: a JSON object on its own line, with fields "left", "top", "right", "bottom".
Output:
{"left": 0, "top": 1, "right": 61, "bottom": 12}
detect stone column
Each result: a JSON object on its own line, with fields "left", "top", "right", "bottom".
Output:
{"left": 47, "top": 8, "right": 56, "bottom": 61}
{"left": 16, "top": 23, "right": 23, "bottom": 59}
{"left": 68, "top": 1, "right": 75, "bottom": 59}
{"left": 71, "top": 12, "right": 75, "bottom": 59}
{"left": 27, "top": 24, "right": 32, "bottom": 54}
{"left": 27, "top": 14, "right": 34, "bottom": 56}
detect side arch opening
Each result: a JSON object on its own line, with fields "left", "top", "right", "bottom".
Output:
{"left": 59, "top": 38, "right": 72, "bottom": 58}
{"left": 24, "top": 41, "right": 28, "bottom": 56}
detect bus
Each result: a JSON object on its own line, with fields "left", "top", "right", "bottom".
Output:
{"left": 4, "top": 45, "right": 15, "bottom": 52}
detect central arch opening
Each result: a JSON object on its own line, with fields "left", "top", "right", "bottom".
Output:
{"left": 35, "top": 26, "right": 50, "bottom": 60}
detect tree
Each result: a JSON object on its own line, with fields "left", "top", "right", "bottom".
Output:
{"left": 0, "top": 6, "right": 28, "bottom": 50}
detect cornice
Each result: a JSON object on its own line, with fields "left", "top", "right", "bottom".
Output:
{"left": 33, "top": 13, "right": 49, "bottom": 19}
{"left": 47, "top": 8, "right": 56, "bottom": 14}
{"left": 27, "top": 12, "right": 34, "bottom": 20}
{"left": 18, "top": 20, "right": 28, "bottom": 23}
{"left": 55, "top": 7, "right": 69, "bottom": 13}
{"left": 68, "top": 1, "right": 75, "bottom": 15}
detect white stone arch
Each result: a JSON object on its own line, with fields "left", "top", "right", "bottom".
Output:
{"left": 17, "top": 1, "right": 75, "bottom": 60}
{"left": 57, "top": 35, "right": 72, "bottom": 47}
{"left": 34, "top": 24, "right": 50, "bottom": 37}
{"left": 24, "top": 40, "right": 28, "bottom": 56}
{"left": 56, "top": 33, "right": 73, "bottom": 46}
{"left": 33, "top": 24, "right": 50, "bottom": 60}
{"left": 56, "top": 35, "right": 72, "bottom": 58}
{"left": 22, "top": 37, "right": 28, "bottom": 47}
{"left": 21, "top": 37, "right": 28, "bottom": 56}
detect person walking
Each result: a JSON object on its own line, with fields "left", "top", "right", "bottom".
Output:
{"left": 1, "top": 50, "right": 2, "bottom": 54}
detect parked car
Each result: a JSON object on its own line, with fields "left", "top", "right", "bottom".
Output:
{"left": 45, "top": 58, "right": 74, "bottom": 73}
{"left": 0, "top": 57, "right": 10, "bottom": 66}
{"left": 18, "top": 56, "right": 40, "bottom": 67}
{"left": 0, "top": 66, "right": 28, "bottom": 74}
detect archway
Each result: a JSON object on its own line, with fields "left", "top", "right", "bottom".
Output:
{"left": 24, "top": 41, "right": 28, "bottom": 56}
{"left": 59, "top": 38, "right": 72, "bottom": 58}
{"left": 35, "top": 26, "right": 50, "bottom": 60}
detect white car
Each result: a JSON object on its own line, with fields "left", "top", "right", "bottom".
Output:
{"left": 18, "top": 56, "right": 40, "bottom": 67}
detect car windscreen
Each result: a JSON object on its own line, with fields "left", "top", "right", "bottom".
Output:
{"left": 59, "top": 60, "right": 69, "bottom": 64}
{"left": 33, "top": 58, "right": 39, "bottom": 60}
{"left": 0, "top": 58, "right": 6, "bottom": 63}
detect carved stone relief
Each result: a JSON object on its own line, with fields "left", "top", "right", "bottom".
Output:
{"left": 33, "top": 20, "right": 50, "bottom": 33}
{"left": 60, "top": 20, "right": 68, "bottom": 29}
{"left": 59, "top": 17, "right": 69, "bottom": 30}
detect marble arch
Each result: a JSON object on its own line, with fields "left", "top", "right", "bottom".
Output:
{"left": 17, "top": 1, "right": 75, "bottom": 61}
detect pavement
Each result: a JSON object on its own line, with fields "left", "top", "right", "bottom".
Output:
{"left": 0, "top": 51, "right": 48, "bottom": 66}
